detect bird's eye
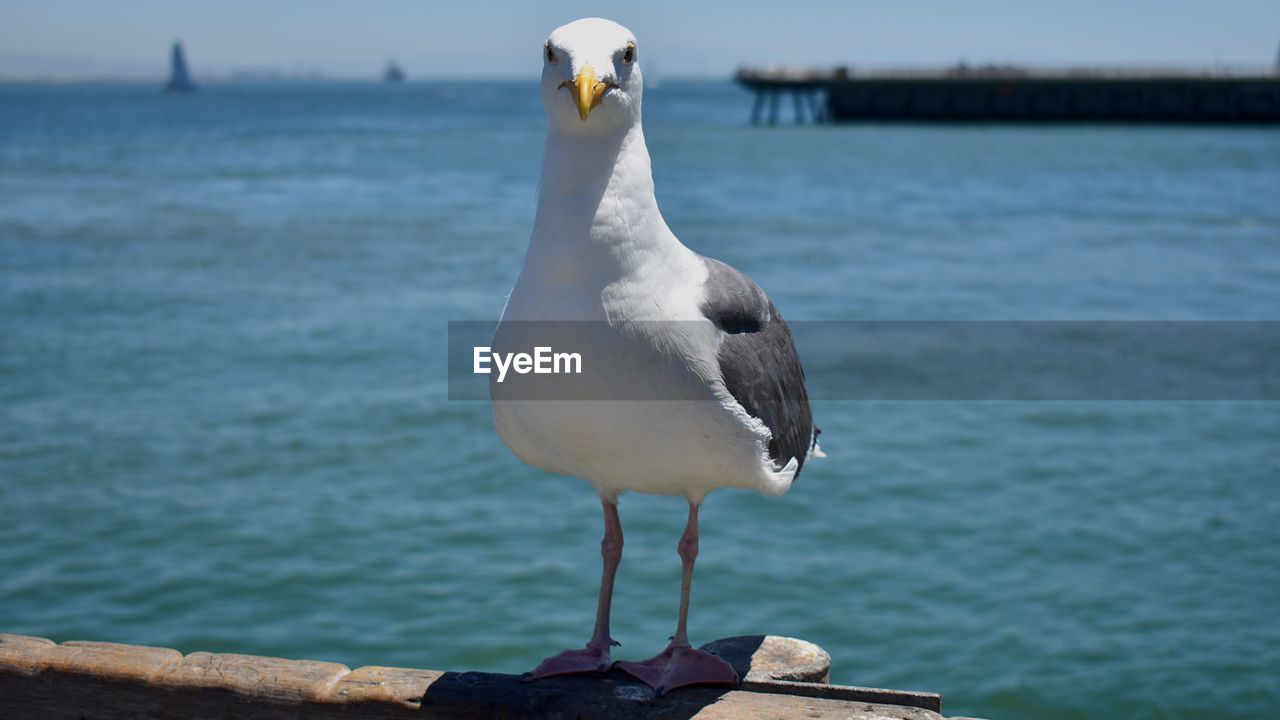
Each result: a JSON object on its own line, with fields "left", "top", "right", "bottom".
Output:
{"left": 545, "top": 43, "right": 558, "bottom": 64}
{"left": 622, "top": 43, "right": 636, "bottom": 65}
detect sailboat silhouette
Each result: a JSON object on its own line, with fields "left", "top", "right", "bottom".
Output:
{"left": 165, "top": 41, "right": 196, "bottom": 93}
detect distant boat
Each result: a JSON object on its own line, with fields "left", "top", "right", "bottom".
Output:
{"left": 165, "top": 41, "right": 196, "bottom": 93}
{"left": 383, "top": 62, "right": 406, "bottom": 83}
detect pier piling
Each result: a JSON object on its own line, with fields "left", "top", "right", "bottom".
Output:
{"left": 737, "top": 65, "right": 1280, "bottom": 123}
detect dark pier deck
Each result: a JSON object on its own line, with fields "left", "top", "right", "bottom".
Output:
{"left": 736, "top": 65, "right": 1280, "bottom": 124}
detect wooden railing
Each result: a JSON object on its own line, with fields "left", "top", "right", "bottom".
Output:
{"left": 0, "top": 632, "right": 947, "bottom": 719}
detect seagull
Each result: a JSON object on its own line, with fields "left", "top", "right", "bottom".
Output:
{"left": 491, "top": 17, "right": 820, "bottom": 695}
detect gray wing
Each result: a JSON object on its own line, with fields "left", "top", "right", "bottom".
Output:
{"left": 699, "top": 257, "right": 816, "bottom": 477}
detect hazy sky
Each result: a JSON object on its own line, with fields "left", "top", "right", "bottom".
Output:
{"left": 2, "top": 0, "right": 1278, "bottom": 80}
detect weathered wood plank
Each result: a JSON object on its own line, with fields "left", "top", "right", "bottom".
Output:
{"left": 0, "top": 632, "right": 944, "bottom": 719}
{"left": 328, "top": 664, "right": 443, "bottom": 707}
{"left": 0, "top": 633, "right": 56, "bottom": 677}
{"left": 53, "top": 641, "right": 183, "bottom": 684}
{"left": 741, "top": 678, "right": 944, "bottom": 712}
{"left": 158, "top": 651, "right": 351, "bottom": 702}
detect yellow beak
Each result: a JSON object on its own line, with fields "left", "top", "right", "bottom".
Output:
{"left": 573, "top": 65, "right": 608, "bottom": 121}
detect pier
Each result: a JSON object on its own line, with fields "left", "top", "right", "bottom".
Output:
{"left": 736, "top": 65, "right": 1280, "bottom": 123}
{"left": 0, "top": 632, "right": 955, "bottom": 719}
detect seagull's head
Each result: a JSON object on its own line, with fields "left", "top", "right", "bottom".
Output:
{"left": 541, "top": 18, "right": 643, "bottom": 134}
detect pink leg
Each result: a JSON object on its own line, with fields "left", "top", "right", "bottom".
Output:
{"left": 615, "top": 502, "right": 738, "bottom": 695}
{"left": 524, "top": 497, "right": 623, "bottom": 680}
